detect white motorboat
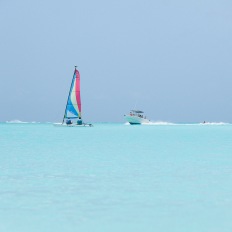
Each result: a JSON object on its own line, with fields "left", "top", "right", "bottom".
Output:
{"left": 124, "top": 110, "right": 150, "bottom": 125}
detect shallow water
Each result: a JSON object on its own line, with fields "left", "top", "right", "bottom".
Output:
{"left": 1, "top": 123, "right": 232, "bottom": 232}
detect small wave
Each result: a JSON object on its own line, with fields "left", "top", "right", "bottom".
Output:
{"left": 5, "top": 120, "right": 41, "bottom": 124}
{"left": 6, "top": 120, "right": 28, "bottom": 124}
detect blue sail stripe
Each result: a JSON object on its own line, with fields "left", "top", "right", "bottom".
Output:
{"left": 66, "top": 104, "right": 79, "bottom": 117}
{"left": 65, "top": 72, "right": 79, "bottom": 117}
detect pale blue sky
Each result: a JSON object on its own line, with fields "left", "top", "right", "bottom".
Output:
{"left": 0, "top": 0, "right": 232, "bottom": 122}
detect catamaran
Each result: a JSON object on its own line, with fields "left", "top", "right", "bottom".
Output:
{"left": 54, "top": 67, "right": 93, "bottom": 127}
{"left": 124, "top": 110, "right": 150, "bottom": 125}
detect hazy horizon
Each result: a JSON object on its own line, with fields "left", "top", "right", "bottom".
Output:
{"left": 1, "top": 0, "right": 232, "bottom": 123}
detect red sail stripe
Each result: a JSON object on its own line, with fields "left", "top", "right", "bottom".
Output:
{"left": 75, "top": 69, "right": 82, "bottom": 116}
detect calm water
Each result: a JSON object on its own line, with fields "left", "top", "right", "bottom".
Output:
{"left": 1, "top": 122, "right": 232, "bottom": 232}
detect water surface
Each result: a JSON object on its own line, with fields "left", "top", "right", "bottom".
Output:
{"left": 1, "top": 123, "right": 232, "bottom": 232}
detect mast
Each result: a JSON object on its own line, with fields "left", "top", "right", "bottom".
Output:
{"left": 62, "top": 66, "right": 78, "bottom": 124}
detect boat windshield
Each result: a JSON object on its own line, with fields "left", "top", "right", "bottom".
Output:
{"left": 129, "top": 110, "right": 144, "bottom": 118}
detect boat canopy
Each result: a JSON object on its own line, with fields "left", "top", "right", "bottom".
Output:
{"left": 131, "top": 110, "right": 144, "bottom": 113}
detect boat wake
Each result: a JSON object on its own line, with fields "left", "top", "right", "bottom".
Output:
{"left": 142, "top": 121, "right": 175, "bottom": 125}
{"left": 124, "top": 121, "right": 230, "bottom": 126}
{"left": 199, "top": 122, "right": 229, "bottom": 125}
{"left": 124, "top": 121, "right": 175, "bottom": 125}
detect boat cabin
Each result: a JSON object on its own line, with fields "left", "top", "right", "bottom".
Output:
{"left": 129, "top": 110, "right": 146, "bottom": 119}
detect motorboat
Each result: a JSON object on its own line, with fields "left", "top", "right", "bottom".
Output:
{"left": 124, "top": 110, "right": 150, "bottom": 125}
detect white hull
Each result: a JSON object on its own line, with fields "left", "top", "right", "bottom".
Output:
{"left": 53, "top": 123, "right": 93, "bottom": 127}
{"left": 124, "top": 115, "right": 150, "bottom": 125}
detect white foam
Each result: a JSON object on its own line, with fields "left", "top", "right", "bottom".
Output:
{"left": 142, "top": 121, "right": 175, "bottom": 125}
{"left": 199, "top": 122, "right": 229, "bottom": 125}
{"left": 5, "top": 120, "right": 41, "bottom": 124}
{"left": 124, "top": 121, "right": 175, "bottom": 126}
{"left": 124, "top": 121, "right": 230, "bottom": 126}
{"left": 6, "top": 120, "right": 28, "bottom": 123}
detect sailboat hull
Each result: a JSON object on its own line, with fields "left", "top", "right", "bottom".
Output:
{"left": 53, "top": 123, "right": 93, "bottom": 127}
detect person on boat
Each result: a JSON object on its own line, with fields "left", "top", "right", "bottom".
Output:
{"left": 77, "top": 117, "right": 83, "bottom": 125}
{"left": 66, "top": 118, "right": 72, "bottom": 125}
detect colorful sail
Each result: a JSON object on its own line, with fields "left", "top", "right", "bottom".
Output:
{"left": 64, "top": 68, "right": 82, "bottom": 120}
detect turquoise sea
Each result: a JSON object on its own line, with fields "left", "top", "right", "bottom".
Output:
{"left": 1, "top": 122, "right": 232, "bottom": 232}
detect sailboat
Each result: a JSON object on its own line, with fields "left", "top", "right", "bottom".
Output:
{"left": 54, "top": 67, "right": 93, "bottom": 127}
